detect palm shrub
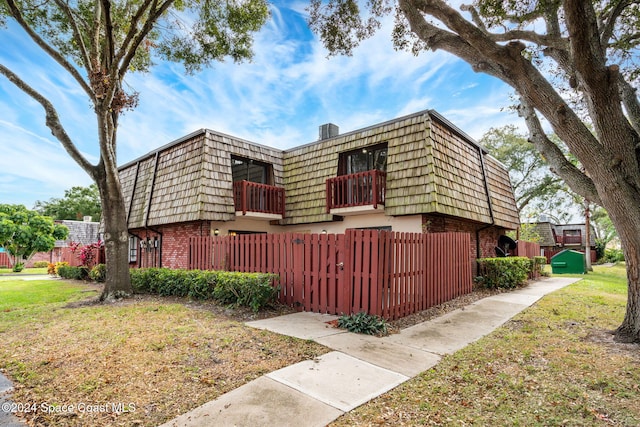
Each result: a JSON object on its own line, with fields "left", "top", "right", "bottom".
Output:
{"left": 337, "top": 311, "right": 389, "bottom": 336}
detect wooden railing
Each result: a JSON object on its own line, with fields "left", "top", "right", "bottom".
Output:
{"left": 325, "top": 170, "right": 386, "bottom": 212}
{"left": 233, "top": 180, "right": 285, "bottom": 217}
{"left": 562, "top": 234, "right": 582, "bottom": 245}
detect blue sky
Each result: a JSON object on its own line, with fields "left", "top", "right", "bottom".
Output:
{"left": 0, "top": 1, "right": 522, "bottom": 209}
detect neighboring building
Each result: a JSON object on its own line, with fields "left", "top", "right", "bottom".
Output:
{"left": 119, "top": 109, "right": 520, "bottom": 271}
{"left": 533, "top": 221, "right": 597, "bottom": 263}
{"left": 28, "top": 218, "right": 101, "bottom": 267}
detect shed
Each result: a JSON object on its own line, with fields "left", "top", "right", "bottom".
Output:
{"left": 551, "top": 250, "right": 585, "bottom": 274}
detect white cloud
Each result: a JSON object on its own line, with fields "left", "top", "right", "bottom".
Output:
{"left": 0, "top": 1, "right": 521, "bottom": 209}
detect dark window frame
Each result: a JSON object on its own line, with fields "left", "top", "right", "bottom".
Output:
{"left": 231, "top": 155, "right": 273, "bottom": 185}
{"left": 338, "top": 143, "right": 388, "bottom": 176}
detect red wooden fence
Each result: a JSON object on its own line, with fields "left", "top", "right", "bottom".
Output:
{"left": 0, "top": 252, "right": 11, "bottom": 268}
{"left": 190, "top": 230, "right": 472, "bottom": 320}
{"left": 513, "top": 241, "right": 542, "bottom": 279}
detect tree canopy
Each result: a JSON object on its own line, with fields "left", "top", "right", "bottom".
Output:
{"left": 0, "top": 0, "right": 270, "bottom": 300}
{"left": 480, "top": 125, "right": 574, "bottom": 221}
{"left": 308, "top": 0, "right": 640, "bottom": 342}
{"left": 34, "top": 184, "right": 102, "bottom": 222}
{"left": 0, "top": 204, "right": 68, "bottom": 266}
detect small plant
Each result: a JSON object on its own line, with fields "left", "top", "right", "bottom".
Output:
{"left": 12, "top": 262, "right": 24, "bottom": 273}
{"left": 89, "top": 264, "right": 106, "bottom": 282}
{"left": 47, "top": 262, "right": 56, "bottom": 275}
{"left": 337, "top": 312, "right": 389, "bottom": 336}
{"left": 57, "top": 265, "right": 89, "bottom": 280}
{"left": 54, "top": 262, "right": 69, "bottom": 276}
{"left": 33, "top": 261, "right": 49, "bottom": 268}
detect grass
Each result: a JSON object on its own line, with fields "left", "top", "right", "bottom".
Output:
{"left": 0, "top": 267, "right": 49, "bottom": 275}
{"left": 0, "top": 278, "right": 328, "bottom": 426}
{"left": 330, "top": 264, "right": 640, "bottom": 426}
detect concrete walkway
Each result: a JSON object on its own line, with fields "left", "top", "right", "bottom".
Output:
{"left": 0, "top": 372, "right": 26, "bottom": 427}
{"left": 161, "top": 276, "right": 580, "bottom": 427}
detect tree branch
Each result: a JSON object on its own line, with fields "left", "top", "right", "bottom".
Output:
{"left": 117, "top": 0, "right": 175, "bottom": 80}
{"left": 52, "top": 0, "right": 93, "bottom": 74}
{"left": 4, "top": 0, "right": 93, "bottom": 98}
{"left": 489, "top": 30, "right": 567, "bottom": 49}
{"left": 618, "top": 75, "right": 640, "bottom": 137}
{"left": 0, "top": 64, "right": 97, "bottom": 179}
{"left": 517, "top": 98, "right": 601, "bottom": 204}
{"left": 600, "top": 0, "right": 632, "bottom": 47}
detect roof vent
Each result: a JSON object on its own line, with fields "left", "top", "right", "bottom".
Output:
{"left": 319, "top": 123, "right": 339, "bottom": 140}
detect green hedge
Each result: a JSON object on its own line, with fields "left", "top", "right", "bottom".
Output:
{"left": 130, "top": 268, "right": 279, "bottom": 312}
{"left": 476, "top": 257, "right": 532, "bottom": 289}
{"left": 57, "top": 265, "right": 89, "bottom": 280}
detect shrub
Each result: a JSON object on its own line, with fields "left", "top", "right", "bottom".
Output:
{"left": 12, "top": 263, "right": 24, "bottom": 273}
{"left": 89, "top": 264, "right": 106, "bottom": 282}
{"left": 476, "top": 257, "right": 531, "bottom": 289}
{"left": 532, "top": 256, "right": 547, "bottom": 276}
{"left": 337, "top": 312, "right": 389, "bottom": 336}
{"left": 212, "top": 271, "right": 279, "bottom": 312}
{"left": 57, "top": 265, "right": 89, "bottom": 280}
{"left": 54, "top": 262, "right": 69, "bottom": 275}
{"left": 129, "top": 268, "right": 279, "bottom": 312}
{"left": 602, "top": 248, "right": 625, "bottom": 263}
{"left": 33, "top": 261, "right": 49, "bottom": 268}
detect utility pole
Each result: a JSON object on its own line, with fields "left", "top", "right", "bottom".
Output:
{"left": 585, "top": 200, "right": 593, "bottom": 272}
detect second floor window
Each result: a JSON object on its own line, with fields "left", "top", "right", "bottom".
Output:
{"left": 339, "top": 143, "right": 388, "bottom": 175}
{"left": 231, "top": 155, "right": 272, "bottom": 184}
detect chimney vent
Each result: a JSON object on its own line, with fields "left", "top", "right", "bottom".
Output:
{"left": 319, "top": 123, "right": 339, "bottom": 140}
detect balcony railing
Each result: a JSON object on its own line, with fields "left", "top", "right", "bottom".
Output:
{"left": 233, "top": 180, "right": 285, "bottom": 217}
{"left": 562, "top": 234, "right": 582, "bottom": 245}
{"left": 326, "top": 170, "right": 386, "bottom": 212}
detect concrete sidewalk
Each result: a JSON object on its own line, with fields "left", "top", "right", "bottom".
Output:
{"left": 161, "top": 276, "right": 580, "bottom": 427}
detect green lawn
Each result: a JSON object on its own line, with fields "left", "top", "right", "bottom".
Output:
{"left": 0, "top": 267, "right": 49, "bottom": 275}
{"left": 332, "top": 264, "right": 640, "bottom": 426}
{"left": 0, "top": 277, "right": 327, "bottom": 427}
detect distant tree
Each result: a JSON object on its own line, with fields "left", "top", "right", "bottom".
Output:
{"left": 592, "top": 207, "right": 618, "bottom": 247}
{"left": 0, "top": 0, "right": 269, "bottom": 300}
{"left": 480, "top": 126, "right": 573, "bottom": 221}
{"left": 0, "top": 204, "right": 68, "bottom": 268}
{"left": 35, "top": 184, "right": 101, "bottom": 222}
{"left": 308, "top": 0, "right": 640, "bottom": 342}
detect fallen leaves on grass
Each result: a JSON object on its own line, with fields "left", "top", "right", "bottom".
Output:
{"left": 0, "top": 290, "right": 328, "bottom": 427}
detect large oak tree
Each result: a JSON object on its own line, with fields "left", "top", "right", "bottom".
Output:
{"left": 0, "top": 0, "right": 269, "bottom": 300}
{"left": 309, "top": 0, "right": 640, "bottom": 342}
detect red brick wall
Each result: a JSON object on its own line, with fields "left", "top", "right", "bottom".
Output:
{"left": 423, "top": 214, "right": 509, "bottom": 275}
{"left": 130, "top": 221, "right": 211, "bottom": 269}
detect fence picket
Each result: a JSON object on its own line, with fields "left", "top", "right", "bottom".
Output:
{"left": 189, "top": 231, "right": 480, "bottom": 320}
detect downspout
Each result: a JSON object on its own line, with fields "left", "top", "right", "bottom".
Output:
{"left": 476, "top": 148, "right": 496, "bottom": 260}
{"left": 422, "top": 113, "right": 439, "bottom": 216}
{"left": 143, "top": 152, "right": 163, "bottom": 267}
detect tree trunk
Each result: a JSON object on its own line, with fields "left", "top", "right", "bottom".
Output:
{"left": 96, "top": 153, "right": 133, "bottom": 301}
{"left": 604, "top": 198, "right": 640, "bottom": 343}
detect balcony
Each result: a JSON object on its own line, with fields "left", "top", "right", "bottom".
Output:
{"left": 233, "top": 180, "right": 285, "bottom": 220}
{"left": 562, "top": 233, "right": 582, "bottom": 245}
{"left": 326, "top": 170, "right": 386, "bottom": 216}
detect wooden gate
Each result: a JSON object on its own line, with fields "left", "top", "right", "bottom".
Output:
{"left": 189, "top": 230, "right": 472, "bottom": 320}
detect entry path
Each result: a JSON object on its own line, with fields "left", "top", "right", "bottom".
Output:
{"left": 161, "top": 277, "right": 580, "bottom": 427}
